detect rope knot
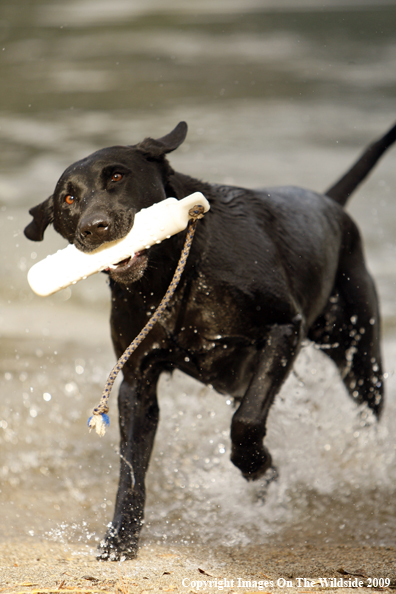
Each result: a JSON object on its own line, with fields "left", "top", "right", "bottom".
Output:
{"left": 188, "top": 204, "right": 205, "bottom": 221}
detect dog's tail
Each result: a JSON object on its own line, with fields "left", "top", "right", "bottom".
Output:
{"left": 325, "top": 122, "right": 396, "bottom": 207}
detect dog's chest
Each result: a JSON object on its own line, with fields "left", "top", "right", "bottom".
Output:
{"left": 158, "top": 272, "right": 250, "bottom": 347}
{"left": 156, "top": 287, "right": 258, "bottom": 397}
{"left": 113, "top": 272, "right": 260, "bottom": 396}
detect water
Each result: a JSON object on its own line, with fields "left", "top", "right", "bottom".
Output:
{"left": 1, "top": 0, "right": 396, "bottom": 551}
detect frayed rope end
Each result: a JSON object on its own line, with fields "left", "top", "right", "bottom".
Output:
{"left": 88, "top": 413, "right": 110, "bottom": 437}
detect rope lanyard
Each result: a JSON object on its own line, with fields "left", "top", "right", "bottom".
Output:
{"left": 88, "top": 204, "right": 206, "bottom": 436}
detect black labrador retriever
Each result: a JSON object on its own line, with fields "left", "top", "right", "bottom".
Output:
{"left": 24, "top": 121, "right": 396, "bottom": 560}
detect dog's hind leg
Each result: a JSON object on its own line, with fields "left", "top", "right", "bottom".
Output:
{"left": 230, "top": 319, "right": 303, "bottom": 480}
{"left": 309, "top": 222, "right": 384, "bottom": 418}
{"left": 97, "top": 371, "right": 160, "bottom": 561}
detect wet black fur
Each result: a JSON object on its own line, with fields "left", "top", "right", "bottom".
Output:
{"left": 25, "top": 121, "right": 396, "bottom": 560}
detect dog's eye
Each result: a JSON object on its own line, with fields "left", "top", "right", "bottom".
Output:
{"left": 111, "top": 173, "right": 123, "bottom": 182}
{"left": 65, "top": 195, "right": 75, "bottom": 205}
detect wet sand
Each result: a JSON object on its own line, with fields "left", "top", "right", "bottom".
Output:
{"left": 1, "top": 540, "right": 395, "bottom": 593}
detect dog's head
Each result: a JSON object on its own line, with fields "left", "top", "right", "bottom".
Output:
{"left": 24, "top": 122, "right": 188, "bottom": 285}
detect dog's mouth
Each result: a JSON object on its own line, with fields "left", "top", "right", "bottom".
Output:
{"left": 105, "top": 250, "right": 148, "bottom": 284}
{"left": 105, "top": 255, "right": 135, "bottom": 272}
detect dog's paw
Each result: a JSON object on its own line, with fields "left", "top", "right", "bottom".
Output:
{"left": 231, "top": 443, "right": 272, "bottom": 481}
{"left": 255, "top": 465, "right": 279, "bottom": 503}
{"left": 97, "top": 523, "right": 139, "bottom": 561}
{"left": 97, "top": 540, "right": 138, "bottom": 562}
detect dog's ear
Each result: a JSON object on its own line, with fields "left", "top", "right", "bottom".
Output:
{"left": 24, "top": 195, "right": 54, "bottom": 241}
{"left": 136, "top": 121, "right": 188, "bottom": 158}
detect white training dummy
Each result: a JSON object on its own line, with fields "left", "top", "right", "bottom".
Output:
{"left": 27, "top": 192, "right": 210, "bottom": 297}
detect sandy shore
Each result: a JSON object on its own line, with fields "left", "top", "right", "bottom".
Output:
{"left": 1, "top": 540, "right": 395, "bottom": 594}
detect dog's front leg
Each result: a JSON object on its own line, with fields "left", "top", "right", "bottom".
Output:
{"left": 230, "top": 321, "right": 302, "bottom": 481}
{"left": 98, "top": 373, "right": 160, "bottom": 561}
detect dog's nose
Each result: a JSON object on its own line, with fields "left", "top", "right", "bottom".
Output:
{"left": 79, "top": 214, "right": 111, "bottom": 242}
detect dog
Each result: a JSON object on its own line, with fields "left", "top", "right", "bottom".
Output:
{"left": 24, "top": 121, "right": 396, "bottom": 560}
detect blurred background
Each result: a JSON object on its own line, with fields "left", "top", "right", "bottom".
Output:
{"left": 1, "top": 0, "right": 396, "bottom": 553}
